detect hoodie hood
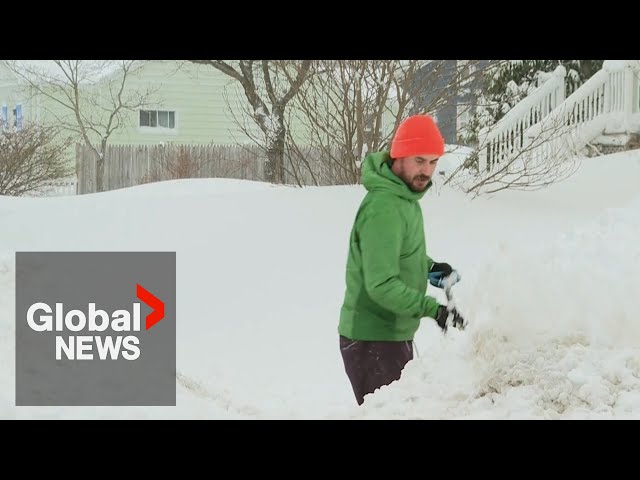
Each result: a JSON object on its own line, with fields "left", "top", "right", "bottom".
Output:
{"left": 360, "top": 150, "right": 431, "bottom": 201}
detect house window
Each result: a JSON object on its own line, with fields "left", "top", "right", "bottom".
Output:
{"left": 140, "top": 110, "right": 175, "bottom": 129}
{"left": 14, "top": 104, "right": 23, "bottom": 130}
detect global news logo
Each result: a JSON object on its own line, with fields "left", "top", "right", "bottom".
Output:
{"left": 25, "top": 284, "right": 164, "bottom": 361}
{"left": 16, "top": 252, "right": 176, "bottom": 407}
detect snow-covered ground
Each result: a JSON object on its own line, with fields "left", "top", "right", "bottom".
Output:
{"left": 1, "top": 149, "right": 639, "bottom": 419}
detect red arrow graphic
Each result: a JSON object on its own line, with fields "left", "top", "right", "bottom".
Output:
{"left": 136, "top": 284, "right": 165, "bottom": 330}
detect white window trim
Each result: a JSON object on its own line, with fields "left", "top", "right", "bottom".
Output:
{"left": 138, "top": 108, "right": 178, "bottom": 135}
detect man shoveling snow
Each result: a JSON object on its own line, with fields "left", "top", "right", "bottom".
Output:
{"left": 338, "top": 114, "right": 467, "bottom": 406}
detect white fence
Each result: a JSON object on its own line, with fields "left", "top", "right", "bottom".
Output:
{"left": 478, "top": 60, "right": 640, "bottom": 171}
{"left": 24, "top": 176, "right": 77, "bottom": 197}
{"left": 477, "top": 65, "right": 567, "bottom": 170}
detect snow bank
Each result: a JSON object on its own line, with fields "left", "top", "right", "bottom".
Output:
{"left": 1, "top": 148, "right": 639, "bottom": 419}
{"left": 350, "top": 191, "right": 640, "bottom": 419}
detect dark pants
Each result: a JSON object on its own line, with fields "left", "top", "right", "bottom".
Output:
{"left": 339, "top": 335, "right": 413, "bottom": 406}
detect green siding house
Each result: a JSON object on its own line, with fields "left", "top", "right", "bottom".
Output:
{"left": 0, "top": 60, "right": 260, "bottom": 163}
{"left": 1, "top": 60, "right": 405, "bottom": 191}
{"left": 106, "top": 61, "right": 260, "bottom": 146}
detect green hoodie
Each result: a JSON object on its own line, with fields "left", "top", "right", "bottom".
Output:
{"left": 338, "top": 151, "right": 441, "bottom": 341}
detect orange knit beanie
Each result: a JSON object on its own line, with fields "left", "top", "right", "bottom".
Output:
{"left": 390, "top": 114, "right": 445, "bottom": 159}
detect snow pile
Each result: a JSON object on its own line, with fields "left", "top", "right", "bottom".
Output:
{"left": 436, "top": 145, "right": 474, "bottom": 178}
{"left": 1, "top": 148, "right": 639, "bottom": 419}
{"left": 350, "top": 193, "right": 640, "bottom": 419}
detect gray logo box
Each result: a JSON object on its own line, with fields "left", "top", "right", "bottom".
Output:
{"left": 15, "top": 252, "right": 176, "bottom": 406}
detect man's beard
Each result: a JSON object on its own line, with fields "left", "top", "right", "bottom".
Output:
{"left": 405, "top": 174, "right": 430, "bottom": 192}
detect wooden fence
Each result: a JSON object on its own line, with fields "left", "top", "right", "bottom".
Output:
{"left": 76, "top": 143, "right": 347, "bottom": 194}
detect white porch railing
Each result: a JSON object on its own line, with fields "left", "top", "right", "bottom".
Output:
{"left": 478, "top": 60, "right": 640, "bottom": 172}
{"left": 477, "top": 65, "right": 567, "bottom": 171}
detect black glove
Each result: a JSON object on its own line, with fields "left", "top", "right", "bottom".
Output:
{"left": 434, "top": 305, "right": 466, "bottom": 332}
{"left": 429, "top": 262, "right": 461, "bottom": 288}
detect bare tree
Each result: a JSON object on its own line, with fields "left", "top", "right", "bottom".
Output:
{"left": 0, "top": 123, "right": 73, "bottom": 196}
{"left": 444, "top": 110, "right": 583, "bottom": 197}
{"left": 4, "top": 60, "right": 158, "bottom": 192}
{"left": 139, "top": 144, "right": 255, "bottom": 184}
{"left": 284, "top": 60, "right": 492, "bottom": 186}
{"left": 190, "top": 60, "right": 312, "bottom": 184}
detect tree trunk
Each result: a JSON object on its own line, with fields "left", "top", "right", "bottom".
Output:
{"left": 265, "top": 138, "right": 284, "bottom": 184}
{"left": 95, "top": 142, "right": 106, "bottom": 193}
{"left": 264, "top": 110, "right": 286, "bottom": 184}
{"left": 88, "top": 145, "right": 106, "bottom": 193}
{"left": 96, "top": 156, "right": 105, "bottom": 192}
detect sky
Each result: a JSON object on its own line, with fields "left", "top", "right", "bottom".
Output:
{"left": 1, "top": 148, "right": 639, "bottom": 419}
{"left": 0, "top": 60, "right": 142, "bottom": 86}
